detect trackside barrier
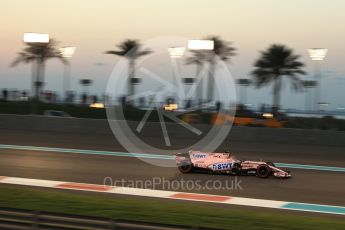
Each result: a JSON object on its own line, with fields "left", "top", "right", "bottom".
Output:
{"left": 0, "top": 207, "right": 221, "bottom": 230}
{"left": 1, "top": 114, "right": 344, "bottom": 146}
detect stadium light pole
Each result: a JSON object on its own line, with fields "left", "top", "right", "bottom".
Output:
{"left": 302, "top": 80, "right": 317, "bottom": 112}
{"left": 168, "top": 46, "right": 186, "bottom": 58}
{"left": 23, "top": 33, "right": 49, "bottom": 102}
{"left": 236, "top": 78, "right": 251, "bottom": 105}
{"left": 59, "top": 47, "right": 76, "bottom": 102}
{"left": 168, "top": 47, "right": 186, "bottom": 106}
{"left": 187, "top": 40, "right": 214, "bottom": 105}
{"left": 308, "top": 48, "right": 328, "bottom": 112}
{"left": 188, "top": 40, "right": 214, "bottom": 50}
{"left": 23, "top": 33, "right": 49, "bottom": 43}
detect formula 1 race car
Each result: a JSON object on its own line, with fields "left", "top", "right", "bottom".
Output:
{"left": 175, "top": 151, "right": 291, "bottom": 178}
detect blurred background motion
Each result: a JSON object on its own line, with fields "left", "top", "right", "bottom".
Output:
{"left": 1, "top": 0, "right": 345, "bottom": 130}
{"left": 1, "top": 1, "right": 345, "bottom": 230}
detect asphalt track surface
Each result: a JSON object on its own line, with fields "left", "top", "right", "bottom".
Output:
{"left": 0, "top": 128, "right": 344, "bottom": 211}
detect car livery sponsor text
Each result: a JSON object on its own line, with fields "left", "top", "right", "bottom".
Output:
{"left": 211, "top": 163, "right": 232, "bottom": 171}
{"left": 192, "top": 153, "right": 207, "bottom": 159}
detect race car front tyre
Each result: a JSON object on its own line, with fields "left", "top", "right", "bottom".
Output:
{"left": 256, "top": 164, "right": 272, "bottom": 178}
{"left": 178, "top": 164, "right": 193, "bottom": 173}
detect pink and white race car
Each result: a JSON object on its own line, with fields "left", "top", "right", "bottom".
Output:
{"left": 175, "top": 150, "right": 291, "bottom": 178}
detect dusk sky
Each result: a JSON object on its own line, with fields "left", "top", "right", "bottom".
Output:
{"left": 1, "top": 0, "right": 345, "bottom": 109}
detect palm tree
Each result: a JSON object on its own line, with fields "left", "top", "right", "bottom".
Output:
{"left": 251, "top": 44, "right": 305, "bottom": 114}
{"left": 105, "top": 39, "right": 152, "bottom": 97}
{"left": 205, "top": 36, "right": 236, "bottom": 101}
{"left": 11, "top": 39, "right": 66, "bottom": 101}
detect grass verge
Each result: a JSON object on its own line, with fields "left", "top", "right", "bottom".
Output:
{"left": 0, "top": 185, "right": 344, "bottom": 229}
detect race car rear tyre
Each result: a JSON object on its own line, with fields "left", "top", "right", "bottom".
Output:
{"left": 256, "top": 164, "right": 272, "bottom": 178}
{"left": 178, "top": 164, "right": 193, "bottom": 173}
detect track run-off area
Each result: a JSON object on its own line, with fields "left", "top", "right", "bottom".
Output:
{"left": 0, "top": 143, "right": 344, "bottom": 216}
{"left": 1, "top": 176, "right": 345, "bottom": 216}
{"left": 0, "top": 120, "right": 344, "bottom": 217}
